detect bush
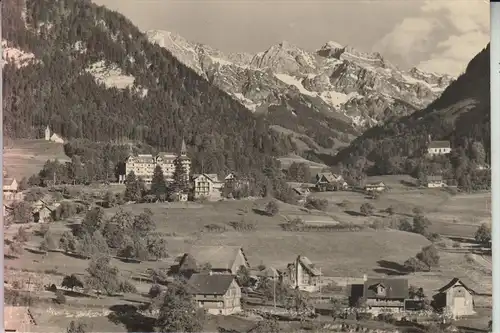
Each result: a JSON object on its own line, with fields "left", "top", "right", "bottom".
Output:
{"left": 360, "top": 203, "right": 375, "bottom": 216}
{"left": 66, "top": 320, "right": 88, "bottom": 333}
{"left": 304, "top": 197, "right": 328, "bottom": 211}
{"left": 265, "top": 200, "right": 279, "bottom": 216}
{"left": 398, "top": 219, "right": 413, "bottom": 232}
{"left": 62, "top": 274, "right": 84, "bottom": 290}
{"left": 228, "top": 221, "right": 256, "bottom": 232}
{"left": 370, "top": 219, "right": 387, "bottom": 230}
{"left": 357, "top": 312, "right": 373, "bottom": 321}
{"left": 12, "top": 280, "right": 23, "bottom": 289}
{"left": 54, "top": 290, "right": 66, "bottom": 304}
{"left": 289, "top": 218, "right": 304, "bottom": 227}
{"left": 377, "top": 313, "right": 396, "bottom": 324}
{"left": 119, "top": 280, "right": 137, "bottom": 293}
{"left": 149, "top": 284, "right": 162, "bottom": 298}
{"left": 203, "top": 223, "right": 227, "bottom": 233}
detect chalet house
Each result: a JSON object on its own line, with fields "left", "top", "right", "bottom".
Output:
{"left": 427, "top": 175, "right": 447, "bottom": 188}
{"left": 432, "top": 278, "right": 476, "bottom": 319}
{"left": 224, "top": 173, "right": 249, "bottom": 188}
{"left": 315, "top": 173, "right": 347, "bottom": 192}
{"left": 427, "top": 140, "right": 451, "bottom": 156}
{"left": 251, "top": 266, "right": 280, "bottom": 281}
{"left": 292, "top": 185, "right": 311, "bottom": 201}
{"left": 178, "top": 246, "right": 250, "bottom": 277}
{"left": 171, "top": 192, "right": 188, "bottom": 202}
{"left": 192, "top": 173, "right": 224, "bottom": 200}
{"left": 123, "top": 139, "right": 191, "bottom": 184}
{"left": 3, "top": 178, "right": 18, "bottom": 192}
{"left": 32, "top": 200, "right": 59, "bottom": 223}
{"left": 362, "top": 277, "right": 409, "bottom": 314}
{"left": 364, "top": 182, "right": 386, "bottom": 192}
{"left": 4, "top": 306, "right": 37, "bottom": 332}
{"left": 187, "top": 273, "right": 242, "bottom": 315}
{"left": 3, "top": 178, "right": 22, "bottom": 201}
{"left": 286, "top": 255, "right": 322, "bottom": 292}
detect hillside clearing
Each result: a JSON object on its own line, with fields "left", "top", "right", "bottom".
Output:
{"left": 3, "top": 139, "right": 69, "bottom": 180}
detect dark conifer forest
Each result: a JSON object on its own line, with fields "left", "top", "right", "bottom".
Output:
{"left": 2, "top": 0, "right": 297, "bottom": 176}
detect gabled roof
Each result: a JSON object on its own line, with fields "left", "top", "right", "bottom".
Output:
{"left": 427, "top": 175, "right": 443, "bottom": 182}
{"left": 32, "top": 199, "right": 56, "bottom": 213}
{"left": 296, "top": 255, "right": 322, "bottom": 276}
{"left": 437, "top": 278, "right": 476, "bottom": 295}
{"left": 127, "top": 154, "right": 155, "bottom": 163}
{"left": 187, "top": 273, "right": 236, "bottom": 295}
{"left": 255, "top": 266, "right": 279, "bottom": 278}
{"left": 157, "top": 152, "right": 176, "bottom": 158}
{"left": 316, "top": 172, "right": 342, "bottom": 183}
{"left": 365, "top": 182, "right": 385, "bottom": 187}
{"left": 292, "top": 187, "right": 310, "bottom": 196}
{"left": 182, "top": 246, "right": 249, "bottom": 271}
{"left": 192, "top": 173, "right": 220, "bottom": 183}
{"left": 3, "top": 178, "right": 17, "bottom": 186}
{"left": 429, "top": 141, "right": 451, "bottom": 149}
{"left": 363, "top": 278, "right": 408, "bottom": 299}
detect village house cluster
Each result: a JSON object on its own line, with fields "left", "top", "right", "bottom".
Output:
{"left": 172, "top": 245, "right": 477, "bottom": 321}
{"left": 120, "top": 140, "right": 249, "bottom": 201}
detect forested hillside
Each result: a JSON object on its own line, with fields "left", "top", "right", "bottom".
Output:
{"left": 2, "top": 0, "right": 297, "bottom": 177}
{"left": 332, "top": 44, "right": 490, "bottom": 190}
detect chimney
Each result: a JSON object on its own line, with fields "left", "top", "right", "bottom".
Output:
{"left": 363, "top": 274, "right": 367, "bottom": 282}
{"left": 428, "top": 134, "right": 432, "bottom": 143}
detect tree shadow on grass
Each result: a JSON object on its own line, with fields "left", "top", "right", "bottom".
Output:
{"left": 25, "top": 248, "right": 46, "bottom": 255}
{"left": 61, "top": 252, "right": 90, "bottom": 260}
{"left": 344, "top": 210, "right": 365, "bottom": 217}
{"left": 62, "top": 290, "right": 96, "bottom": 298}
{"left": 108, "top": 304, "right": 156, "bottom": 333}
{"left": 400, "top": 180, "right": 417, "bottom": 188}
{"left": 252, "top": 208, "right": 270, "bottom": 216}
{"left": 373, "top": 260, "right": 408, "bottom": 276}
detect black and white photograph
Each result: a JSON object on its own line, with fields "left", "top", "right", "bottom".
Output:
{"left": 1, "top": 0, "right": 493, "bottom": 332}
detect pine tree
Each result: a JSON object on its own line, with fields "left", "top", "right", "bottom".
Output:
{"left": 124, "top": 171, "right": 141, "bottom": 202}
{"left": 170, "top": 156, "right": 189, "bottom": 194}
{"left": 150, "top": 165, "right": 167, "bottom": 197}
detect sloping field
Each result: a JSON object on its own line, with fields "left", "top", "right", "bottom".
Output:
{"left": 3, "top": 139, "right": 69, "bottom": 180}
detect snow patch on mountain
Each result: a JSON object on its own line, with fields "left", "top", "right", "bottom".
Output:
{"left": 274, "top": 73, "right": 316, "bottom": 97}
{"left": 233, "top": 93, "right": 259, "bottom": 111}
{"left": 145, "top": 29, "right": 454, "bottom": 131}
{"left": 320, "top": 91, "right": 359, "bottom": 108}
{"left": 2, "top": 40, "right": 36, "bottom": 68}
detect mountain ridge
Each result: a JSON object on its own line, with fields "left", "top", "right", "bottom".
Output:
{"left": 146, "top": 29, "right": 454, "bottom": 156}
{"left": 330, "top": 43, "right": 490, "bottom": 184}
{"left": 147, "top": 29, "right": 453, "bottom": 127}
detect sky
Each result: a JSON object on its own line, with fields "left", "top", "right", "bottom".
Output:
{"left": 92, "top": 0, "right": 490, "bottom": 76}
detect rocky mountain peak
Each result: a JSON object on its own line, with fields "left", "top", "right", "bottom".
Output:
{"left": 146, "top": 29, "right": 454, "bottom": 154}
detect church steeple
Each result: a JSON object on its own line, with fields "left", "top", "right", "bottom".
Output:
{"left": 180, "top": 138, "right": 187, "bottom": 156}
